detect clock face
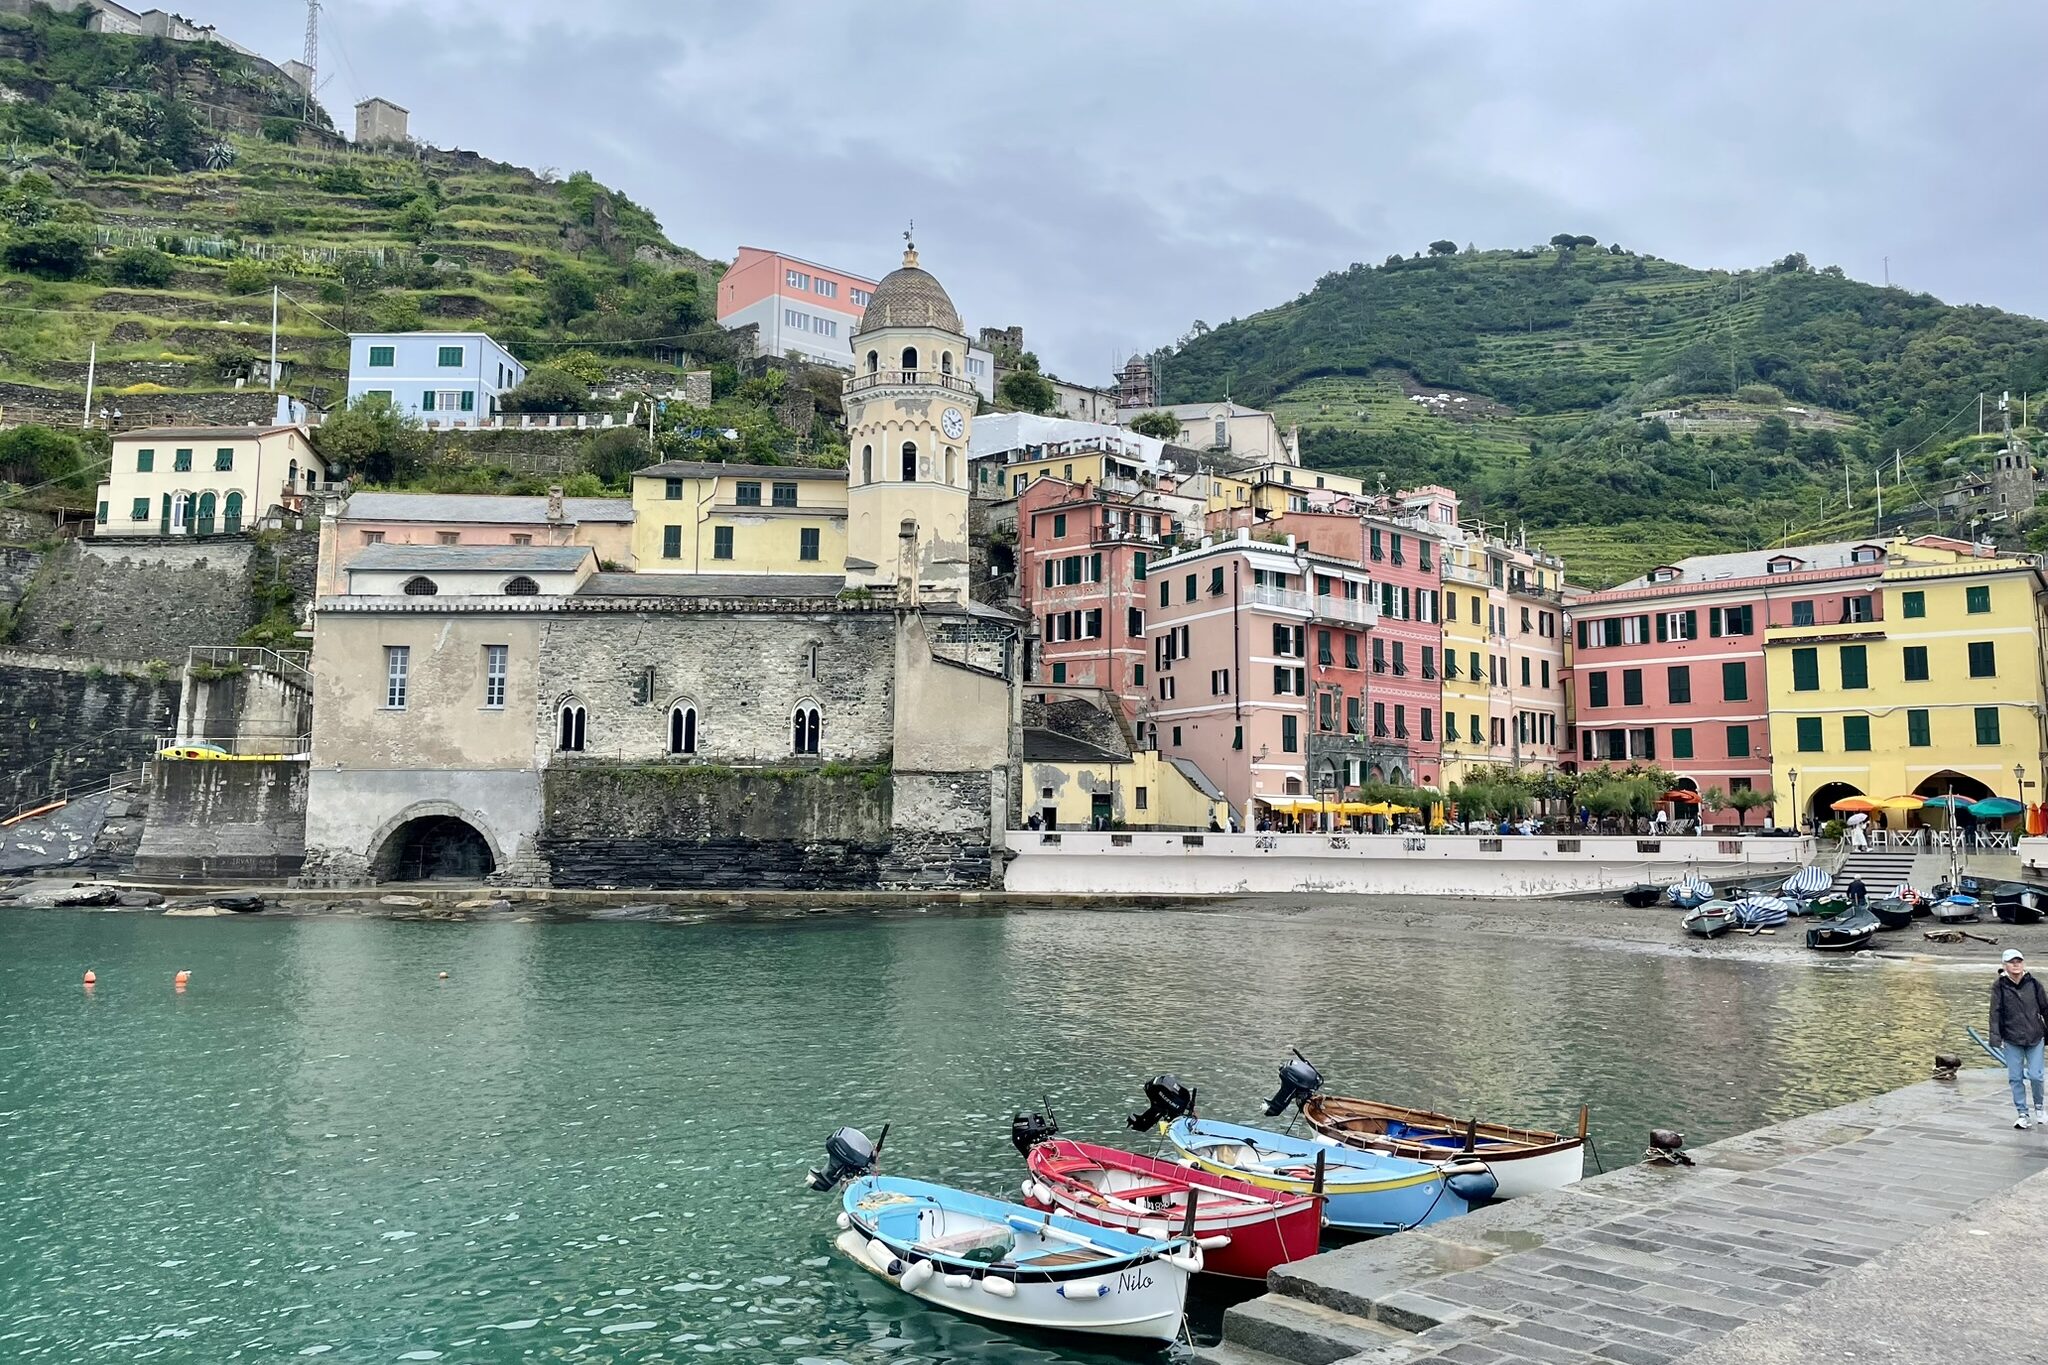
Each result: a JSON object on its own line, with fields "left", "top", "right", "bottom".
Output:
{"left": 941, "top": 407, "right": 965, "bottom": 440}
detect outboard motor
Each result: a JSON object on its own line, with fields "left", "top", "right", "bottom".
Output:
{"left": 1010, "top": 1099, "right": 1059, "bottom": 1157}
{"left": 1127, "top": 1074, "right": 1197, "bottom": 1131}
{"left": 805, "top": 1124, "right": 885, "bottom": 1192}
{"left": 1262, "top": 1050, "right": 1324, "bottom": 1117}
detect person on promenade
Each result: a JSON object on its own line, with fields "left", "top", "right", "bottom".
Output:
{"left": 1847, "top": 877, "right": 1867, "bottom": 908}
{"left": 1990, "top": 948, "right": 2048, "bottom": 1128}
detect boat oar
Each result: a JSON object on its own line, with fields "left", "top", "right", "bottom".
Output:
{"left": 871, "top": 1123, "right": 890, "bottom": 1174}
{"left": 1463, "top": 1118, "right": 1477, "bottom": 1155}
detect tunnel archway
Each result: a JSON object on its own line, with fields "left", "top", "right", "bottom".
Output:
{"left": 373, "top": 814, "right": 497, "bottom": 882}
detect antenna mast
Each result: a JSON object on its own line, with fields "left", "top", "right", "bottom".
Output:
{"left": 301, "top": 0, "right": 320, "bottom": 118}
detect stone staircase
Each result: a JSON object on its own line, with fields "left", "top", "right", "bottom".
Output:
{"left": 1830, "top": 847, "right": 1919, "bottom": 894}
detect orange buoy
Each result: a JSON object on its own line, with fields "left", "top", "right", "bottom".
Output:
{"left": 82, "top": 969, "right": 96, "bottom": 985}
{"left": 174, "top": 970, "right": 191, "bottom": 987}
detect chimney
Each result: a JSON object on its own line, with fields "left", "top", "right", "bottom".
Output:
{"left": 546, "top": 485, "right": 565, "bottom": 523}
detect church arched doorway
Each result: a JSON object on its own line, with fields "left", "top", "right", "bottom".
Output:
{"left": 373, "top": 815, "right": 496, "bottom": 882}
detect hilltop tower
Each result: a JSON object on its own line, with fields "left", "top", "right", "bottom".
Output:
{"left": 843, "top": 242, "right": 973, "bottom": 605}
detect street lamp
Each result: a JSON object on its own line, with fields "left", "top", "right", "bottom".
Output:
{"left": 1788, "top": 767, "right": 1800, "bottom": 833}
{"left": 2017, "top": 763, "right": 2026, "bottom": 799}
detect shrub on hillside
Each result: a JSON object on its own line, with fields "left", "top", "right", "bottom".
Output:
{"left": 315, "top": 162, "right": 368, "bottom": 195}
{"left": 397, "top": 196, "right": 436, "bottom": 243}
{"left": 260, "top": 117, "right": 299, "bottom": 144}
{"left": 499, "top": 367, "right": 590, "bottom": 414}
{"left": 109, "top": 245, "right": 174, "bottom": 287}
{"left": 314, "top": 395, "right": 431, "bottom": 485}
{"left": 581, "top": 427, "right": 648, "bottom": 486}
{"left": 2, "top": 225, "right": 91, "bottom": 279}
{"left": 0, "top": 424, "right": 84, "bottom": 485}
{"left": 552, "top": 350, "right": 609, "bottom": 386}
{"left": 223, "top": 256, "right": 271, "bottom": 295}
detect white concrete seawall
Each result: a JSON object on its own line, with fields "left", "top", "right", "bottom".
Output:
{"left": 1003, "top": 831, "right": 1815, "bottom": 897}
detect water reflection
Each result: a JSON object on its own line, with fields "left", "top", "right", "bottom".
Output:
{"left": 0, "top": 902, "right": 1989, "bottom": 1364}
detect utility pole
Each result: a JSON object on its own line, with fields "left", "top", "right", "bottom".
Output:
{"left": 82, "top": 341, "right": 95, "bottom": 428}
{"left": 269, "top": 285, "right": 279, "bottom": 392}
{"left": 1979, "top": 392, "right": 1986, "bottom": 437}
{"left": 1883, "top": 255, "right": 1889, "bottom": 287}
{"left": 301, "top": 0, "right": 320, "bottom": 120}
{"left": 1875, "top": 468, "right": 1883, "bottom": 522}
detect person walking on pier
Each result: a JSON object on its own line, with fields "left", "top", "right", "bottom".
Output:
{"left": 1989, "top": 949, "right": 2048, "bottom": 1128}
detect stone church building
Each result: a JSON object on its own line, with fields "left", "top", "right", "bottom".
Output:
{"left": 298, "top": 249, "right": 1025, "bottom": 888}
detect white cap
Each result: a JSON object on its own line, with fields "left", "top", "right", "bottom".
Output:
{"left": 2003, "top": 949, "right": 2026, "bottom": 963}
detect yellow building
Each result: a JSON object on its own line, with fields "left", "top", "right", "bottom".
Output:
{"left": 630, "top": 460, "right": 848, "bottom": 574}
{"left": 1023, "top": 735, "right": 1229, "bottom": 830}
{"left": 1239, "top": 461, "right": 1369, "bottom": 517}
{"left": 1766, "top": 539, "right": 2048, "bottom": 821}
{"left": 94, "top": 424, "right": 328, "bottom": 537}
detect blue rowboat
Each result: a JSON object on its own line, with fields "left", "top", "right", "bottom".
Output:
{"left": 1165, "top": 1117, "right": 1493, "bottom": 1236}
{"left": 835, "top": 1175, "right": 1196, "bottom": 1343}
{"left": 1665, "top": 871, "right": 1714, "bottom": 908}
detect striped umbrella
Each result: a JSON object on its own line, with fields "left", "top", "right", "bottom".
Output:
{"left": 1783, "top": 866, "right": 1832, "bottom": 895}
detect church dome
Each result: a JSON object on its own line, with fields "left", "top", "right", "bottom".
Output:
{"left": 854, "top": 246, "right": 961, "bottom": 337}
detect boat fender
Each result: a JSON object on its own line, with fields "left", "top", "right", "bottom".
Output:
{"left": 1139, "top": 1221, "right": 1169, "bottom": 1239}
{"left": 1056, "top": 1278, "right": 1109, "bottom": 1299}
{"left": 941, "top": 1273, "right": 973, "bottom": 1290}
{"left": 835, "top": 1212, "right": 851, "bottom": 1230}
{"left": 1164, "top": 1249, "right": 1204, "bottom": 1274}
{"left": 865, "top": 1238, "right": 899, "bottom": 1275}
{"left": 899, "top": 1259, "right": 934, "bottom": 1291}
{"left": 981, "top": 1276, "right": 1017, "bottom": 1298}
{"left": 1444, "top": 1165, "right": 1499, "bottom": 1204}
{"left": 1196, "top": 1234, "right": 1232, "bottom": 1250}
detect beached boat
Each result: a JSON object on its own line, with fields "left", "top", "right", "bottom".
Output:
{"left": 1166, "top": 1117, "right": 1493, "bottom": 1235}
{"left": 1021, "top": 1139, "right": 1321, "bottom": 1282}
{"left": 1782, "top": 866, "right": 1833, "bottom": 897}
{"left": 1805, "top": 903, "right": 1880, "bottom": 951}
{"left": 1620, "top": 883, "right": 1663, "bottom": 908}
{"left": 1991, "top": 884, "right": 2048, "bottom": 926}
{"left": 1683, "top": 902, "right": 1735, "bottom": 938}
{"left": 834, "top": 1175, "right": 1198, "bottom": 1343}
{"left": 1868, "top": 897, "right": 1918, "bottom": 931}
{"left": 1727, "top": 895, "right": 1793, "bottom": 931}
{"left": 1930, "top": 894, "right": 1982, "bottom": 924}
{"left": 1665, "top": 871, "right": 1714, "bottom": 909}
{"left": 1802, "top": 894, "right": 1852, "bottom": 919}
{"left": 1300, "top": 1097, "right": 1586, "bottom": 1200}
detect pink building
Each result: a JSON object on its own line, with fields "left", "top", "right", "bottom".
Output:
{"left": 1145, "top": 530, "right": 1377, "bottom": 822}
{"left": 1017, "top": 477, "right": 1179, "bottom": 720}
{"left": 1569, "top": 541, "right": 1888, "bottom": 799}
{"left": 318, "top": 490, "right": 635, "bottom": 597}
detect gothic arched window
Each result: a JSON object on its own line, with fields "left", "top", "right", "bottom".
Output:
{"left": 558, "top": 700, "right": 587, "bottom": 752}
{"left": 668, "top": 702, "right": 697, "bottom": 755}
{"left": 792, "top": 703, "right": 821, "bottom": 756}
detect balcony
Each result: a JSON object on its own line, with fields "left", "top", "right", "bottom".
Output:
{"left": 1247, "top": 583, "right": 1376, "bottom": 627}
{"left": 845, "top": 369, "right": 980, "bottom": 398}
{"left": 1093, "top": 519, "right": 1173, "bottom": 546}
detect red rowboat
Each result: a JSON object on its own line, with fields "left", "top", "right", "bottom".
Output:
{"left": 1021, "top": 1138, "right": 1322, "bottom": 1282}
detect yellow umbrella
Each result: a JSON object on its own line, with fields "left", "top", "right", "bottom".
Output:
{"left": 1353, "top": 802, "right": 1393, "bottom": 817}
{"left": 1387, "top": 804, "right": 1421, "bottom": 816}
{"left": 1874, "top": 795, "right": 1926, "bottom": 811}
{"left": 1334, "top": 801, "right": 1377, "bottom": 815}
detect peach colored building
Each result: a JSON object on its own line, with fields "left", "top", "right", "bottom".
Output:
{"left": 317, "top": 490, "right": 634, "bottom": 597}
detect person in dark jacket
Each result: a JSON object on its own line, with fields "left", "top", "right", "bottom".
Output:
{"left": 1990, "top": 949, "right": 2048, "bottom": 1128}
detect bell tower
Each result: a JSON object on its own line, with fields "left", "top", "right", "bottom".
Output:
{"left": 843, "top": 240, "right": 973, "bottom": 605}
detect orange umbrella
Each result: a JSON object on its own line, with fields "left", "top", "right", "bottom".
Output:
{"left": 1829, "top": 796, "right": 1880, "bottom": 814}
{"left": 1664, "top": 790, "right": 1700, "bottom": 803}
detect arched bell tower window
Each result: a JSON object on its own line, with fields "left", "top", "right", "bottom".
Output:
{"left": 792, "top": 702, "right": 821, "bottom": 756}
{"left": 944, "top": 446, "right": 956, "bottom": 484}
{"left": 557, "top": 699, "right": 587, "bottom": 752}
{"left": 668, "top": 702, "right": 697, "bottom": 755}
{"left": 402, "top": 575, "right": 439, "bottom": 596}
{"left": 866, "top": 350, "right": 879, "bottom": 374}
{"left": 901, "top": 441, "right": 918, "bottom": 482}
{"left": 503, "top": 576, "right": 540, "bottom": 596}
{"left": 941, "top": 352, "right": 954, "bottom": 375}
{"left": 900, "top": 346, "right": 918, "bottom": 373}
{"left": 861, "top": 444, "right": 873, "bottom": 485}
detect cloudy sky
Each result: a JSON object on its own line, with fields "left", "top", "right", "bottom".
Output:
{"left": 200, "top": 1, "right": 2047, "bottom": 384}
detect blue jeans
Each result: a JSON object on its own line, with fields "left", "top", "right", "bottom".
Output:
{"left": 2002, "top": 1041, "right": 2045, "bottom": 1113}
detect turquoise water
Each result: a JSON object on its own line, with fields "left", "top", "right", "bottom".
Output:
{"left": 0, "top": 901, "right": 1986, "bottom": 1363}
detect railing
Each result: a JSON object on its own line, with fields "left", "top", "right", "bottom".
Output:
{"left": 3, "top": 766, "right": 146, "bottom": 827}
{"left": 187, "top": 645, "right": 311, "bottom": 688}
{"left": 1093, "top": 519, "right": 1173, "bottom": 545}
{"left": 1248, "top": 584, "right": 1374, "bottom": 626}
{"left": 845, "top": 369, "right": 980, "bottom": 398}
{"left": 156, "top": 733, "right": 312, "bottom": 758}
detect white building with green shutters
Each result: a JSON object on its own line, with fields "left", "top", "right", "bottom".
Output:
{"left": 345, "top": 331, "right": 526, "bottom": 426}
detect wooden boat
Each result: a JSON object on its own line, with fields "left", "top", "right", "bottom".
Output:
{"left": 1682, "top": 902, "right": 1734, "bottom": 938}
{"left": 1991, "top": 884, "right": 2047, "bottom": 926}
{"left": 1728, "top": 895, "right": 1793, "bottom": 931}
{"left": 1022, "top": 1139, "right": 1321, "bottom": 1282}
{"left": 1620, "top": 883, "right": 1663, "bottom": 908}
{"left": 1665, "top": 871, "right": 1714, "bottom": 909}
{"left": 836, "top": 1174, "right": 1197, "bottom": 1343}
{"left": 1805, "top": 903, "right": 1880, "bottom": 951}
{"left": 1930, "top": 894, "right": 1981, "bottom": 924}
{"left": 1166, "top": 1117, "right": 1493, "bottom": 1235}
{"left": 1803, "top": 895, "right": 1852, "bottom": 919}
{"left": 1868, "top": 897, "right": 1917, "bottom": 931}
{"left": 1301, "top": 1097, "right": 1586, "bottom": 1201}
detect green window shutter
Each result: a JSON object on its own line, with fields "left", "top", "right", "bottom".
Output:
{"left": 95, "top": 500, "right": 107, "bottom": 524}
{"left": 137, "top": 448, "right": 153, "bottom": 472}
{"left": 1622, "top": 669, "right": 1642, "bottom": 706}
{"left": 1796, "top": 716, "right": 1824, "bottom": 752}
{"left": 1967, "top": 585, "right": 1991, "bottom": 613}
{"left": 1051, "top": 663, "right": 1066, "bottom": 684}
{"left": 1684, "top": 610, "right": 1697, "bottom": 639}
{"left": 1726, "top": 724, "right": 1750, "bottom": 757}
{"left": 1051, "top": 513, "right": 1065, "bottom": 536}
{"left": 1721, "top": 661, "right": 1747, "bottom": 701}
{"left": 1134, "top": 552, "right": 1147, "bottom": 581}
{"left": 1907, "top": 709, "right": 1931, "bottom": 746}
{"left": 1281, "top": 715, "right": 1297, "bottom": 752}
{"left": 1092, "top": 553, "right": 1103, "bottom": 582}
{"left": 439, "top": 345, "right": 464, "bottom": 367}
{"left": 223, "top": 491, "right": 242, "bottom": 533}
{"left": 1709, "top": 607, "right": 1722, "bottom": 637}
{"left": 130, "top": 497, "right": 149, "bottom": 521}
{"left": 369, "top": 345, "right": 395, "bottom": 367}
{"left": 1671, "top": 727, "right": 1693, "bottom": 759}
{"left": 1976, "top": 707, "right": 2001, "bottom": 745}
{"left": 159, "top": 493, "right": 170, "bottom": 533}
{"left": 799, "top": 528, "right": 820, "bottom": 561}
{"left": 460, "top": 390, "right": 475, "bottom": 412}
{"left": 1791, "top": 648, "right": 1819, "bottom": 691}
{"left": 1655, "top": 613, "right": 1667, "bottom": 643}
{"left": 1969, "top": 641, "right": 1996, "bottom": 677}
{"left": 215, "top": 447, "right": 234, "bottom": 471}
{"left": 1842, "top": 715, "right": 1870, "bottom": 751}
{"left": 1901, "top": 590, "right": 1925, "bottom": 618}
{"left": 1903, "top": 646, "right": 1929, "bottom": 681}
{"left": 1839, "top": 645, "right": 1867, "bottom": 689}
{"left": 662, "top": 525, "right": 680, "bottom": 559}
{"left": 714, "top": 526, "right": 733, "bottom": 559}
{"left": 421, "top": 390, "right": 436, "bottom": 411}
{"left": 173, "top": 448, "right": 192, "bottom": 471}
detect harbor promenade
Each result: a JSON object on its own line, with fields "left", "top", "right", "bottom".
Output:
{"left": 1200, "top": 1071, "right": 2048, "bottom": 1364}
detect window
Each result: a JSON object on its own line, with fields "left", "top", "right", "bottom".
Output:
{"left": 1710, "top": 604, "right": 1754, "bottom": 637}
{"left": 136, "top": 447, "right": 154, "bottom": 472}
{"left": 662, "top": 525, "right": 681, "bottom": 559}
{"left": 173, "top": 448, "right": 193, "bottom": 472}
{"left": 130, "top": 497, "right": 149, "bottom": 521}
{"left": 714, "top": 526, "right": 734, "bottom": 560}
{"left": 735, "top": 481, "right": 762, "bottom": 506}
{"left": 1129, "top": 607, "right": 1145, "bottom": 638}
{"left": 438, "top": 345, "right": 464, "bottom": 367}
{"left": 558, "top": 702, "right": 587, "bottom": 752}
{"left": 437, "top": 531, "right": 460, "bottom": 546}
{"left": 792, "top": 703, "right": 821, "bottom": 755}
{"left": 503, "top": 576, "right": 540, "bottom": 596}
{"left": 1907, "top": 709, "right": 1931, "bottom": 747}
{"left": 1134, "top": 552, "right": 1148, "bottom": 581}
{"left": 1902, "top": 590, "right": 1925, "bottom": 618}
{"left": 1969, "top": 641, "right": 1997, "bottom": 677}
{"left": 1422, "top": 709, "right": 1435, "bottom": 741}
{"left": 364, "top": 390, "right": 394, "bottom": 405}
{"left": 1796, "top": 716, "right": 1823, "bottom": 752}
{"left": 1791, "top": 648, "right": 1819, "bottom": 692}
{"left": 1209, "top": 565, "right": 1224, "bottom": 596}
{"left": 1185, "top": 572, "right": 1197, "bottom": 602}
{"left": 799, "top": 527, "right": 820, "bottom": 561}
{"left": 368, "top": 345, "right": 395, "bottom": 367}
{"left": 1726, "top": 724, "right": 1751, "bottom": 757}
{"left": 402, "top": 576, "right": 438, "bottom": 596}
{"left": 209, "top": 446, "right": 233, "bottom": 472}
{"left": 850, "top": 287, "right": 871, "bottom": 307}
{"left": 814, "top": 279, "right": 837, "bottom": 300}
{"left": 1839, "top": 715, "right": 1871, "bottom": 751}
{"left": 1843, "top": 595, "right": 1874, "bottom": 623}
{"left": 1051, "top": 662, "right": 1067, "bottom": 684}
{"left": 1791, "top": 600, "right": 1815, "bottom": 627}
{"left": 1722, "top": 661, "right": 1748, "bottom": 701}
{"left": 384, "top": 646, "right": 409, "bottom": 709}
{"left": 361, "top": 530, "right": 385, "bottom": 544}
{"left": 1967, "top": 585, "right": 1992, "bottom": 614}
{"left": 902, "top": 442, "right": 918, "bottom": 481}
{"left": 1622, "top": 669, "right": 1642, "bottom": 706}
{"left": 1903, "top": 645, "right": 1929, "bottom": 681}
{"left": 1976, "top": 706, "right": 2001, "bottom": 746}
{"left": 669, "top": 704, "right": 697, "bottom": 755}
{"left": 1667, "top": 665, "right": 1691, "bottom": 704}
{"left": 95, "top": 500, "right": 107, "bottom": 525}
{"left": 1346, "top": 636, "right": 1361, "bottom": 670}
{"left": 1671, "top": 726, "right": 1694, "bottom": 759}
{"left": 1588, "top": 672, "right": 1609, "bottom": 707}
{"left": 483, "top": 645, "right": 507, "bottom": 709}
{"left": 1839, "top": 645, "right": 1868, "bottom": 690}
{"left": 1211, "top": 668, "right": 1231, "bottom": 695}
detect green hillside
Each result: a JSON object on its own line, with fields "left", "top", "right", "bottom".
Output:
{"left": 1159, "top": 244, "right": 2048, "bottom": 583}
{"left": 0, "top": 4, "right": 838, "bottom": 507}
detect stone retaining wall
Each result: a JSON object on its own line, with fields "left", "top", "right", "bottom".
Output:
{"left": 133, "top": 758, "right": 308, "bottom": 882}
{"left": 0, "top": 657, "right": 178, "bottom": 811}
